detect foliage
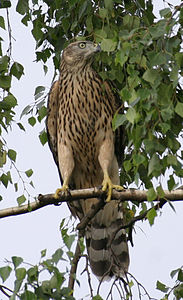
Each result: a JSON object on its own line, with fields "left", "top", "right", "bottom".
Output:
{"left": 0, "top": 250, "right": 75, "bottom": 300}
{"left": 0, "top": 0, "right": 183, "bottom": 299}
{"left": 156, "top": 267, "right": 183, "bottom": 300}
{"left": 0, "top": 218, "right": 78, "bottom": 299}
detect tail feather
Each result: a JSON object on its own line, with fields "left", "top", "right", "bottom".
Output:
{"left": 86, "top": 201, "right": 129, "bottom": 279}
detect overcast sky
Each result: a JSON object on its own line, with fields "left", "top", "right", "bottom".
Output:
{"left": 0, "top": 0, "right": 182, "bottom": 299}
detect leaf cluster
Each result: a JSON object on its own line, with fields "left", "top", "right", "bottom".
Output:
{"left": 157, "top": 267, "right": 183, "bottom": 300}
{"left": 0, "top": 6, "right": 33, "bottom": 203}
{"left": 0, "top": 249, "right": 75, "bottom": 300}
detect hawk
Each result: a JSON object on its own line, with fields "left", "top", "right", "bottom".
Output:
{"left": 46, "top": 40, "right": 129, "bottom": 279}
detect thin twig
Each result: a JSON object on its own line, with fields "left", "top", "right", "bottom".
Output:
{"left": 128, "top": 272, "right": 157, "bottom": 300}
{"left": 81, "top": 255, "right": 93, "bottom": 298}
{"left": 0, "top": 285, "right": 13, "bottom": 298}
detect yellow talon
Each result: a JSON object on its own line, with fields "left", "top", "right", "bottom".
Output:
{"left": 102, "top": 173, "right": 123, "bottom": 202}
{"left": 54, "top": 184, "right": 69, "bottom": 199}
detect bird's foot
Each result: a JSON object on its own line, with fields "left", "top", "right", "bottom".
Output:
{"left": 102, "top": 175, "right": 123, "bottom": 202}
{"left": 54, "top": 184, "right": 69, "bottom": 199}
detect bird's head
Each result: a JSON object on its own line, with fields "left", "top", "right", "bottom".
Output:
{"left": 62, "top": 41, "right": 101, "bottom": 68}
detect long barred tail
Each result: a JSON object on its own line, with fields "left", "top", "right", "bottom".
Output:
{"left": 85, "top": 201, "right": 129, "bottom": 279}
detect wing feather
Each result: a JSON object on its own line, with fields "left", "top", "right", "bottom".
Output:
{"left": 46, "top": 80, "right": 63, "bottom": 184}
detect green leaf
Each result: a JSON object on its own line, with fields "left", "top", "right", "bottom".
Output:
{"left": 0, "top": 150, "right": 6, "bottom": 167}
{"left": 38, "top": 106, "right": 47, "bottom": 122}
{"left": 20, "top": 290, "right": 37, "bottom": 300}
{"left": 156, "top": 280, "right": 169, "bottom": 293}
{"left": 14, "top": 278, "right": 23, "bottom": 294}
{"left": 170, "top": 65, "right": 179, "bottom": 87}
{"left": 14, "top": 182, "right": 18, "bottom": 192}
{"left": 28, "top": 116, "right": 36, "bottom": 127}
{"left": 147, "top": 187, "right": 157, "bottom": 202}
{"left": 1, "top": 173, "right": 11, "bottom": 188}
{"left": 168, "top": 175, "right": 176, "bottom": 191}
{"left": 148, "top": 52, "right": 166, "bottom": 67}
{"left": 133, "top": 154, "right": 145, "bottom": 166}
{"left": 27, "top": 266, "right": 38, "bottom": 283}
{"left": 0, "top": 0, "right": 11, "bottom": 8}
{"left": 147, "top": 207, "right": 157, "bottom": 225}
{"left": 12, "top": 256, "right": 23, "bottom": 269}
{"left": 160, "top": 8, "right": 171, "bottom": 18}
{"left": 16, "top": 0, "right": 29, "bottom": 15}
{"left": 25, "top": 169, "right": 33, "bottom": 178}
{"left": 41, "top": 249, "right": 47, "bottom": 258}
{"left": 17, "top": 195, "right": 26, "bottom": 206}
{"left": 178, "top": 270, "right": 183, "bottom": 282}
{"left": 15, "top": 268, "right": 26, "bottom": 281}
{"left": 0, "top": 55, "right": 9, "bottom": 72}
{"left": 156, "top": 185, "right": 165, "bottom": 198}
{"left": 149, "top": 21, "right": 166, "bottom": 39}
{"left": 175, "top": 52, "right": 183, "bottom": 68}
{"left": 175, "top": 102, "right": 183, "bottom": 118}
{"left": 52, "top": 248, "right": 64, "bottom": 264}
{"left": 32, "top": 21, "right": 43, "bottom": 41}
{"left": 3, "top": 94, "right": 17, "bottom": 108}
{"left": 21, "top": 14, "right": 29, "bottom": 26}
{"left": 39, "top": 130, "right": 47, "bottom": 146}
{"left": 8, "top": 149, "right": 17, "bottom": 162}
{"left": 99, "top": 8, "right": 108, "bottom": 19}
{"left": 148, "top": 154, "right": 161, "bottom": 176}
{"left": 10, "top": 62, "right": 24, "bottom": 80}
{"left": 0, "top": 16, "right": 5, "bottom": 29}
{"left": 174, "top": 284, "right": 183, "bottom": 299}
{"left": 115, "top": 50, "right": 128, "bottom": 67}
{"left": 104, "top": 0, "right": 113, "bottom": 10}
{"left": 17, "top": 122, "right": 25, "bottom": 131}
{"left": 101, "top": 39, "right": 117, "bottom": 52}
{"left": 143, "top": 69, "right": 159, "bottom": 84}
{"left": 0, "top": 75, "right": 11, "bottom": 89}
{"left": 20, "top": 105, "right": 32, "bottom": 118}
{"left": 171, "top": 268, "right": 180, "bottom": 279}
{"left": 123, "top": 160, "right": 132, "bottom": 172}
{"left": 43, "top": 65, "right": 48, "bottom": 75}
{"left": 125, "top": 107, "right": 137, "bottom": 124}
{"left": 34, "top": 86, "right": 45, "bottom": 100}
{"left": 0, "top": 266, "right": 12, "bottom": 282}
{"left": 78, "top": 0, "right": 88, "bottom": 19}
{"left": 63, "top": 234, "right": 75, "bottom": 250}
{"left": 93, "top": 295, "right": 104, "bottom": 300}
{"left": 112, "top": 114, "right": 126, "bottom": 130}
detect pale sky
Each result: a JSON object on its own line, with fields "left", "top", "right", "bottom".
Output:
{"left": 0, "top": 1, "right": 182, "bottom": 299}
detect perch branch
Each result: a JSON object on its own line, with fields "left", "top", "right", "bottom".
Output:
{"left": 0, "top": 188, "right": 183, "bottom": 219}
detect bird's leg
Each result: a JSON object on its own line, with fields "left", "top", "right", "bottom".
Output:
{"left": 54, "top": 144, "right": 74, "bottom": 199}
{"left": 98, "top": 138, "right": 123, "bottom": 202}
{"left": 54, "top": 177, "right": 70, "bottom": 199}
{"left": 102, "top": 170, "right": 123, "bottom": 202}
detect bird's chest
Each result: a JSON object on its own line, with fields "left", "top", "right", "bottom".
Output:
{"left": 58, "top": 75, "right": 113, "bottom": 160}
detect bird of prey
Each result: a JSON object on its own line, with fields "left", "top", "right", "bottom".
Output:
{"left": 46, "top": 40, "right": 129, "bottom": 279}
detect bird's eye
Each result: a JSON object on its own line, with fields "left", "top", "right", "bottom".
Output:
{"left": 79, "top": 42, "right": 86, "bottom": 49}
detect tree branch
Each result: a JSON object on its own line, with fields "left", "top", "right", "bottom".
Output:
{"left": 0, "top": 188, "right": 183, "bottom": 219}
{"left": 68, "top": 232, "right": 82, "bottom": 292}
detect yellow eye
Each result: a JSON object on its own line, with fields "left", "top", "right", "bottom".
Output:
{"left": 79, "top": 42, "right": 86, "bottom": 49}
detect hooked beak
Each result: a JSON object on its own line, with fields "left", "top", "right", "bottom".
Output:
{"left": 94, "top": 43, "right": 101, "bottom": 53}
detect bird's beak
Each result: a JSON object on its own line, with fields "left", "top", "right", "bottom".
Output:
{"left": 94, "top": 43, "right": 101, "bottom": 53}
